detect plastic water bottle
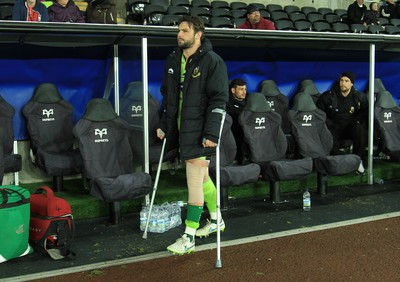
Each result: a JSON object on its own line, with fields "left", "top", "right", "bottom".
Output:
{"left": 374, "top": 178, "right": 384, "bottom": 185}
{"left": 303, "top": 189, "right": 311, "bottom": 211}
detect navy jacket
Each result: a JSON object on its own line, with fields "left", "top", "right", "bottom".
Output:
{"left": 160, "top": 38, "right": 228, "bottom": 160}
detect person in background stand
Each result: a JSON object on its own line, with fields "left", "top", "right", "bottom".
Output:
{"left": 12, "top": 0, "right": 49, "bottom": 21}
{"left": 237, "top": 4, "right": 276, "bottom": 30}
{"left": 316, "top": 71, "right": 368, "bottom": 175}
{"left": 365, "top": 2, "right": 381, "bottom": 25}
{"left": 226, "top": 78, "right": 248, "bottom": 164}
{"left": 48, "top": 0, "right": 84, "bottom": 23}
{"left": 158, "top": 15, "right": 229, "bottom": 255}
{"left": 380, "top": 0, "right": 398, "bottom": 19}
{"left": 347, "top": 0, "right": 367, "bottom": 26}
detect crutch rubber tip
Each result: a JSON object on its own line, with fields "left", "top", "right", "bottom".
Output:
{"left": 215, "top": 260, "right": 222, "bottom": 268}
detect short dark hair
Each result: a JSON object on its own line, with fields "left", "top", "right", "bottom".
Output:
{"left": 178, "top": 15, "right": 205, "bottom": 39}
{"left": 230, "top": 78, "right": 246, "bottom": 89}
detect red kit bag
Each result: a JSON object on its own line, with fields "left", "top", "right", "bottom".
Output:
{"left": 29, "top": 186, "right": 75, "bottom": 260}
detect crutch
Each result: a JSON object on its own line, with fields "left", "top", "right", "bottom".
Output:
{"left": 142, "top": 138, "right": 167, "bottom": 239}
{"left": 212, "top": 108, "right": 226, "bottom": 269}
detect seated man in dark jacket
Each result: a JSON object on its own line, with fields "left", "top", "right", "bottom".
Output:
{"left": 226, "top": 78, "right": 248, "bottom": 164}
{"left": 316, "top": 71, "right": 368, "bottom": 175}
{"left": 12, "top": 0, "right": 49, "bottom": 21}
{"left": 347, "top": 0, "right": 368, "bottom": 26}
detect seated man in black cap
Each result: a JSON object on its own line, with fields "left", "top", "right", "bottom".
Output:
{"left": 316, "top": 71, "right": 369, "bottom": 174}
{"left": 237, "top": 4, "right": 276, "bottom": 30}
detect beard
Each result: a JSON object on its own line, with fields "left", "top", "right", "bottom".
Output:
{"left": 178, "top": 37, "right": 195, "bottom": 49}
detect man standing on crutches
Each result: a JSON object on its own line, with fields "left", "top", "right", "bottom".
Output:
{"left": 157, "top": 15, "right": 229, "bottom": 256}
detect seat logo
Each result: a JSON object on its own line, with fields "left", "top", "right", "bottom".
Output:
{"left": 302, "top": 114, "right": 312, "bottom": 126}
{"left": 267, "top": 101, "right": 275, "bottom": 108}
{"left": 94, "top": 128, "right": 109, "bottom": 142}
{"left": 131, "top": 105, "right": 143, "bottom": 117}
{"left": 168, "top": 68, "right": 174, "bottom": 74}
{"left": 255, "top": 117, "right": 266, "bottom": 129}
{"left": 42, "top": 109, "right": 55, "bottom": 121}
{"left": 384, "top": 112, "right": 393, "bottom": 123}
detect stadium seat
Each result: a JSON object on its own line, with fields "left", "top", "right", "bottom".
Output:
{"left": 274, "top": 19, "right": 296, "bottom": 31}
{"left": 332, "top": 22, "right": 351, "bottom": 33}
{"left": 324, "top": 14, "right": 340, "bottom": 24}
{"left": 284, "top": 5, "right": 300, "bottom": 15}
{"left": 270, "top": 11, "right": 289, "bottom": 22}
{"left": 390, "top": 18, "right": 400, "bottom": 27}
{"left": 210, "top": 8, "right": 232, "bottom": 19}
{"left": 374, "top": 90, "right": 400, "bottom": 161}
{"left": 297, "top": 79, "right": 321, "bottom": 105}
{"left": 266, "top": 4, "right": 283, "bottom": 13}
{"left": 294, "top": 20, "right": 312, "bottom": 31}
{"left": 210, "top": 17, "right": 233, "bottom": 28}
{"left": 368, "top": 24, "right": 384, "bottom": 34}
{"left": 232, "top": 17, "right": 245, "bottom": 27}
{"left": 333, "top": 8, "right": 347, "bottom": 19}
{"left": 167, "top": 5, "right": 189, "bottom": 15}
{"left": 126, "top": 0, "right": 149, "bottom": 24}
{"left": 288, "top": 92, "right": 361, "bottom": 195}
{"left": 0, "top": 95, "right": 21, "bottom": 183}
{"left": 190, "top": 6, "right": 211, "bottom": 18}
{"left": 209, "top": 114, "right": 261, "bottom": 210}
{"left": 313, "top": 21, "right": 332, "bottom": 32}
{"left": 289, "top": 12, "right": 307, "bottom": 23}
{"left": 231, "top": 9, "right": 246, "bottom": 19}
{"left": 161, "top": 14, "right": 182, "bottom": 25}
{"left": 384, "top": 24, "right": 400, "bottom": 34}
{"left": 301, "top": 6, "right": 318, "bottom": 16}
{"left": 307, "top": 13, "right": 325, "bottom": 24}
{"left": 191, "top": 0, "right": 211, "bottom": 10}
{"left": 73, "top": 98, "right": 152, "bottom": 225}
{"left": 259, "top": 80, "right": 290, "bottom": 134}
{"left": 379, "top": 17, "right": 390, "bottom": 26}
{"left": 143, "top": 4, "right": 166, "bottom": 25}
{"left": 210, "top": 0, "right": 230, "bottom": 10}
{"left": 238, "top": 93, "right": 313, "bottom": 203}
{"left": 171, "top": 0, "right": 191, "bottom": 9}
{"left": 350, "top": 23, "right": 368, "bottom": 33}
{"left": 318, "top": 7, "right": 334, "bottom": 16}
{"left": 150, "top": 0, "right": 169, "bottom": 10}
{"left": 22, "top": 83, "right": 83, "bottom": 192}
{"left": 230, "top": 1, "right": 246, "bottom": 11}
{"left": 120, "top": 81, "right": 177, "bottom": 167}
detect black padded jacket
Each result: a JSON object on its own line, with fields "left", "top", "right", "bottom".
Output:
{"left": 159, "top": 38, "right": 229, "bottom": 160}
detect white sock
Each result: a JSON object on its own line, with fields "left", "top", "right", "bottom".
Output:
{"left": 210, "top": 211, "right": 222, "bottom": 222}
{"left": 358, "top": 161, "right": 365, "bottom": 173}
{"left": 184, "top": 226, "right": 196, "bottom": 239}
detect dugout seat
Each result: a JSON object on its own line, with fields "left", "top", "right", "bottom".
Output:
{"left": 374, "top": 90, "right": 400, "bottom": 161}
{"left": 22, "top": 83, "right": 83, "bottom": 192}
{"left": 288, "top": 92, "right": 361, "bottom": 195}
{"left": 297, "top": 79, "right": 321, "bottom": 105}
{"left": 73, "top": 98, "right": 152, "bottom": 224}
{"left": 209, "top": 114, "right": 261, "bottom": 210}
{"left": 119, "top": 81, "right": 178, "bottom": 169}
{"left": 0, "top": 95, "right": 22, "bottom": 183}
{"left": 239, "top": 93, "right": 313, "bottom": 203}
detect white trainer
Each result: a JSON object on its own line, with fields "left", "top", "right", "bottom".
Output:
{"left": 195, "top": 219, "right": 225, "bottom": 238}
{"left": 167, "top": 234, "right": 195, "bottom": 255}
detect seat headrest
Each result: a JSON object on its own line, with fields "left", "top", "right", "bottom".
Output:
{"left": 300, "top": 79, "right": 320, "bottom": 96}
{"left": 244, "top": 92, "right": 271, "bottom": 112}
{"left": 260, "top": 80, "right": 282, "bottom": 97}
{"left": 376, "top": 90, "right": 397, "bottom": 109}
{"left": 83, "top": 98, "right": 118, "bottom": 122}
{"left": 292, "top": 92, "right": 317, "bottom": 111}
{"left": 32, "top": 83, "right": 63, "bottom": 103}
{"left": 122, "top": 81, "right": 146, "bottom": 100}
{"left": 373, "top": 78, "right": 386, "bottom": 93}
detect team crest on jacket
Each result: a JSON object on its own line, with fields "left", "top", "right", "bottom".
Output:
{"left": 192, "top": 66, "right": 201, "bottom": 78}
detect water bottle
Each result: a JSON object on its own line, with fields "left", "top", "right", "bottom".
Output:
{"left": 303, "top": 188, "right": 311, "bottom": 211}
{"left": 374, "top": 178, "right": 384, "bottom": 185}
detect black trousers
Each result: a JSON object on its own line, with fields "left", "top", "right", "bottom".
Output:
{"left": 329, "top": 122, "right": 367, "bottom": 160}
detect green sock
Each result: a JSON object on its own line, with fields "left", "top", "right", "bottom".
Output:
{"left": 185, "top": 204, "right": 203, "bottom": 232}
{"left": 203, "top": 177, "right": 217, "bottom": 214}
